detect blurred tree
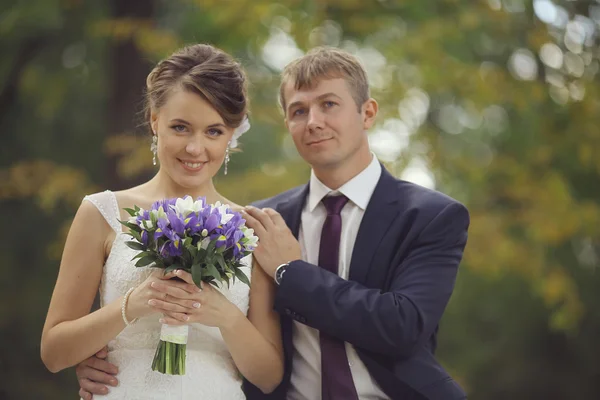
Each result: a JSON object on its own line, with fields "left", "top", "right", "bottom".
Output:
{"left": 1, "top": 0, "right": 598, "bottom": 398}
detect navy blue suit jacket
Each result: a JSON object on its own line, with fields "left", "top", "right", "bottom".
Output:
{"left": 244, "top": 167, "right": 469, "bottom": 399}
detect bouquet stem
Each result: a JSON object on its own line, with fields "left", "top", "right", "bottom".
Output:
{"left": 152, "top": 324, "right": 188, "bottom": 375}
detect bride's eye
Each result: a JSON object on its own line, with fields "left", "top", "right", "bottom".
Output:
{"left": 171, "top": 125, "right": 187, "bottom": 133}
{"left": 207, "top": 129, "right": 223, "bottom": 137}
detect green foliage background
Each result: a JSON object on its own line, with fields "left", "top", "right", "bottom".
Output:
{"left": 1, "top": 0, "right": 599, "bottom": 398}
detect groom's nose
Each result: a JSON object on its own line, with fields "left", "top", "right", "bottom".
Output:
{"left": 307, "top": 108, "right": 326, "bottom": 132}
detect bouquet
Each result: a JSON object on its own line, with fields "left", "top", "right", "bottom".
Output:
{"left": 120, "top": 196, "right": 258, "bottom": 375}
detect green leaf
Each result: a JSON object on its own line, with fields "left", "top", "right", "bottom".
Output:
{"left": 135, "top": 256, "right": 155, "bottom": 267}
{"left": 206, "top": 240, "right": 216, "bottom": 255}
{"left": 191, "top": 263, "right": 203, "bottom": 287}
{"left": 132, "top": 251, "right": 151, "bottom": 260}
{"left": 215, "top": 254, "right": 228, "bottom": 272}
{"left": 205, "top": 263, "right": 220, "bottom": 282}
{"left": 234, "top": 268, "right": 250, "bottom": 286}
{"left": 124, "top": 207, "right": 137, "bottom": 217}
{"left": 125, "top": 241, "right": 146, "bottom": 251}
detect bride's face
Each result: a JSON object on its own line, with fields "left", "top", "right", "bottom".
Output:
{"left": 151, "top": 89, "right": 234, "bottom": 189}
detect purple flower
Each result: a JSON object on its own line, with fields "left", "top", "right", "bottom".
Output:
{"left": 204, "top": 213, "right": 220, "bottom": 233}
{"left": 141, "top": 230, "right": 149, "bottom": 247}
{"left": 154, "top": 218, "right": 170, "bottom": 240}
{"left": 167, "top": 210, "right": 185, "bottom": 235}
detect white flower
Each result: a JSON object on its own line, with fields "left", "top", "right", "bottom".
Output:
{"left": 151, "top": 206, "right": 168, "bottom": 221}
{"left": 201, "top": 229, "right": 208, "bottom": 237}
{"left": 128, "top": 216, "right": 138, "bottom": 224}
{"left": 242, "top": 227, "right": 259, "bottom": 247}
{"left": 173, "top": 196, "right": 195, "bottom": 217}
{"left": 217, "top": 204, "right": 234, "bottom": 224}
{"left": 142, "top": 219, "right": 154, "bottom": 230}
{"left": 199, "top": 237, "right": 211, "bottom": 250}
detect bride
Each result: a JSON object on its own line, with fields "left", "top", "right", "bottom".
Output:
{"left": 41, "top": 44, "right": 283, "bottom": 399}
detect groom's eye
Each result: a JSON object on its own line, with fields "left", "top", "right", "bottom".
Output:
{"left": 292, "top": 108, "right": 306, "bottom": 117}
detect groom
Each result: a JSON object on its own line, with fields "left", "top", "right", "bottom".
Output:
{"left": 76, "top": 47, "right": 469, "bottom": 400}
{"left": 239, "top": 47, "right": 469, "bottom": 400}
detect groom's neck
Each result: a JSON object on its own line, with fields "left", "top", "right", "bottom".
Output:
{"left": 312, "top": 148, "right": 373, "bottom": 190}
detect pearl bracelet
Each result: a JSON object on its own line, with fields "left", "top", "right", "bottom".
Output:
{"left": 121, "top": 287, "right": 138, "bottom": 326}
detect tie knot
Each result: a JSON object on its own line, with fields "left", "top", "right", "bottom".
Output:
{"left": 322, "top": 195, "right": 349, "bottom": 216}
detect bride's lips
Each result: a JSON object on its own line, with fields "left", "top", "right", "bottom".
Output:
{"left": 178, "top": 159, "right": 206, "bottom": 172}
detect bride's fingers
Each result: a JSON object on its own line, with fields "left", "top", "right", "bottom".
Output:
{"left": 150, "top": 281, "right": 196, "bottom": 299}
{"left": 149, "top": 298, "right": 200, "bottom": 313}
{"left": 174, "top": 270, "right": 197, "bottom": 286}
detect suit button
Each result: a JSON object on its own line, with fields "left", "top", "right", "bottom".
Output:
{"left": 284, "top": 308, "right": 292, "bottom": 315}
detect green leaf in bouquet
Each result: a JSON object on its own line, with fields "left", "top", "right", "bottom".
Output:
{"left": 135, "top": 255, "right": 155, "bottom": 267}
{"left": 215, "top": 254, "right": 228, "bottom": 272}
{"left": 194, "top": 248, "right": 207, "bottom": 264}
{"left": 123, "top": 207, "right": 138, "bottom": 217}
{"left": 188, "top": 246, "right": 198, "bottom": 260}
{"left": 234, "top": 267, "right": 250, "bottom": 286}
{"left": 128, "top": 230, "right": 143, "bottom": 242}
{"left": 153, "top": 257, "right": 166, "bottom": 269}
{"left": 191, "top": 263, "right": 203, "bottom": 287}
{"left": 205, "top": 263, "right": 220, "bottom": 282}
{"left": 132, "top": 251, "right": 152, "bottom": 260}
{"left": 206, "top": 240, "right": 216, "bottom": 255}
{"left": 150, "top": 209, "right": 158, "bottom": 225}
{"left": 125, "top": 241, "right": 146, "bottom": 251}
{"left": 183, "top": 237, "right": 193, "bottom": 248}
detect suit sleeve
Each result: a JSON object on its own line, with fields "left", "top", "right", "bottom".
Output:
{"left": 273, "top": 202, "right": 469, "bottom": 358}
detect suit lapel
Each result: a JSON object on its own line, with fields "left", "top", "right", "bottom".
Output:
{"left": 349, "top": 168, "right": 400, "bottom": 284}
{"left": 276, "top": 185, "right": 309, "bottom": 239}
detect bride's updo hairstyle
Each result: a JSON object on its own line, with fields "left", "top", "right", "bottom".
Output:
{"left": 144, "top": 44, "right": 248, "bottom": 130}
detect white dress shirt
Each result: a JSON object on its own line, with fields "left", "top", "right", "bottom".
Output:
{"left": 288, "top": 155, "right": 390, "bottom": 400}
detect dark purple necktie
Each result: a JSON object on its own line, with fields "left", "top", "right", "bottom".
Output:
{"left": 319, "top": 195, "right": 359, "bottom": 400}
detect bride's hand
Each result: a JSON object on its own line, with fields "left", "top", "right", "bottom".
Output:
{"left": 126, "top": 269, "right": 201, "bottom": 321}
{"left": 148, "top": 270, "right": 244, "bottom": 330}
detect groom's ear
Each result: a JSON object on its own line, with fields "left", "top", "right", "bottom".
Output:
{"left": 362, "top": 98, "right": 378, "bottom": 130}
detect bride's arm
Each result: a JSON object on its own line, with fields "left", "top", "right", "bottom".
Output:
{"left": 222, "top": 261, "right": 283, "bottom": 393}
{"left": 41, "top": 201, "right": 125, "bottom": 372}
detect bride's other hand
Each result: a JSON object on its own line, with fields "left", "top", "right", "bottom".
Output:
{"left": 125, "top": 269, "right": 200, "bottom": 322}
{"left": 149, "top": 270, "right": 245, "bottom": 330}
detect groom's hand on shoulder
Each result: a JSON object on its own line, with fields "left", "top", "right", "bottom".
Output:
{"left": 242, "top": 206, "right": 301, "bottom": 278}
{"left": 75, "top": 346, "right": 119, "bottom": 399}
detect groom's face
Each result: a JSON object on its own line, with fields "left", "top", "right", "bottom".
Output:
{"left": 283, "top": 77, "right": 375, "bottom": 171}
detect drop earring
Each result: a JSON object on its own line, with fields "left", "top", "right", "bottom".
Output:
{"left": 224, "top": 141, "right": 231, "bottom": 175}
{"left": 151, "top": 134, "right": 158, "bottom": 166}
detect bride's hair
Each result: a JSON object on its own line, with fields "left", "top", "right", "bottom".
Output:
{"left": 144, "top": 44, "right": 248, "bottom": 130}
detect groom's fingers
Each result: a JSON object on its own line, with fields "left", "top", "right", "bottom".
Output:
{"left": 77, "top": 361, "right": 118, "bottom": 385}
{"left": 263, "top": 208, "right": 287, "bottom": 228}
{"left": 79, "top": 378, "right": 109, "bottom": 396}
{"left": 241, "top": 209, "right": 266, "bottom": 236}
{"left": 245, "top": 206, "right": 273, "bottom": 230}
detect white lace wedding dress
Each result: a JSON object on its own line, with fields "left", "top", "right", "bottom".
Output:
{"left": 83, "top": 191, "right": 250, "bottom": 400}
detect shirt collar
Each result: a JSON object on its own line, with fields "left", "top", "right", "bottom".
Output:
{"left": 307, "top": 153, "right": 382, "bottom": 212}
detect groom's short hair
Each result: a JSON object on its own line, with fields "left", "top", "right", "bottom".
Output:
{"left": 279, "top": 47, "right": 370, "bottom": 113}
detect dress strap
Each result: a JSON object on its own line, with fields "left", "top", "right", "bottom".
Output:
{"left": 82, "top": 190, "right": 123, "bottom": 233}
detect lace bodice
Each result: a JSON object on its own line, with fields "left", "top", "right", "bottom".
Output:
{"left": 83, "top": 191, "right": 250, "bottom": 400}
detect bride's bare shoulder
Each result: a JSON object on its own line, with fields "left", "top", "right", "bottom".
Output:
{"left": 221, "top": 197, "right": 244, "bottom": 212}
